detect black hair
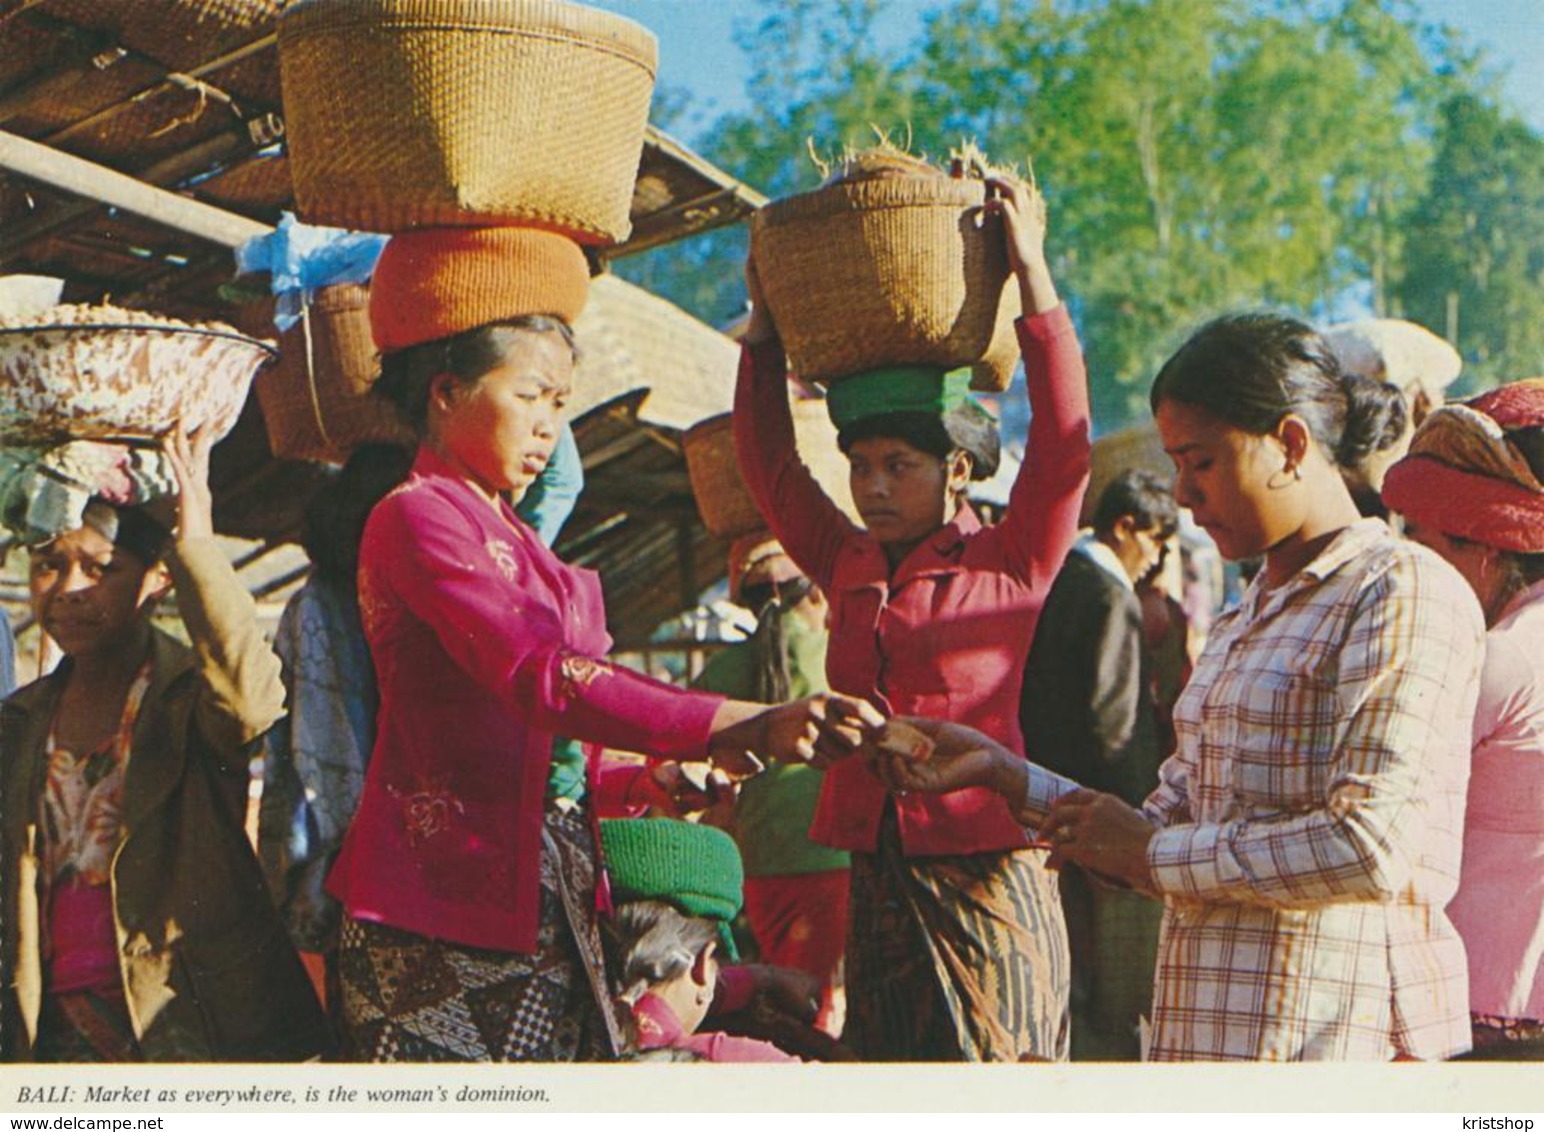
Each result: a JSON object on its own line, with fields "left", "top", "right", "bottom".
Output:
{"left": 372, "top": 315, "right": 579, "bottom": 435}
{"left": 1093, "top": 469, "right": 1179, "bottom": 540}
{"left": 836, "top": 402, "right": 1000, "bottom": 482}
{"left": 107, "top": 504, "right": 172, "bottom": 566}
{"left": 300, "top": 442, "right": 416, "bottom": 585}
{"left": 1149, "top": 313, "right": 1407, "bottom": 470}
{"left": 735, "top": 576, "right": 815, "bottom": 704}
{"left": 602, "top": 899, "right": 718, "bottom": 1007}
{"left": 1518, "top": 552, "right": 1544, "bottom": 586}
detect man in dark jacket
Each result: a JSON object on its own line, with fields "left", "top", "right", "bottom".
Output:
{"left": 1019, "top": 468, "right": 1177, "bottom": 1061}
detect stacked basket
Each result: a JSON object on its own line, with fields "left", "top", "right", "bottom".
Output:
{"left": 271, "top": 0, "right": 659, "bottom": 458}
{"left": 684, "top": 397, "right": 858, "bottom": 538}
{"left": 278, "top": 0, "right": 657, "bottom": 241}
{"left": 252, "top": 284, "right": 414, "bottom": 463}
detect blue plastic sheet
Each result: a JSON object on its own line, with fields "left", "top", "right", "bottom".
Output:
{"left": 235, "top": 213, "right": 388, "bottom": 332}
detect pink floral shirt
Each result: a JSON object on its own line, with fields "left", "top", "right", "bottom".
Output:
{"left": 328, "top": 448, "right": 724, "bottom": 953}
{"left": 42, "top": 665, "right": 151, "bottom": 994}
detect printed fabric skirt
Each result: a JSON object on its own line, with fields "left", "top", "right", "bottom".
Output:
{"left": 337, "top": 808, "right": 623, "bottom": 1062}
{"left": 33, "top": 989, "right": 141, "bottom": 1062}
{"left": 842, "top": 807, "right": 1071, "bottom": 1062}
{"left": 1469, "top": 1013, "right": 1544, "bottom": 1057}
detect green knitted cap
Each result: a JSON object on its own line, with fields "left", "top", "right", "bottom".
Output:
{"left": 600, "top": 818, "right": 744, "bottom": 960}
{"left": 825, "top": 365, "right": 972, "bottom": 429}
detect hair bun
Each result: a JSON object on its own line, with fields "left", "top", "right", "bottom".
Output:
{"left": 1336, "top": 370, "right": 1407, "bottom": 467}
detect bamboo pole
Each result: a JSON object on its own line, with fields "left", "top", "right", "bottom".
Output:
{"left": 0, "top": 129, "right": 271, "bottom": 249}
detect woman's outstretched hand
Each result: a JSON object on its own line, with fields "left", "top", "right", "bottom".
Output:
{"left": 163, "top": 422, "right": 215, "bottom": 543}
{"left": 765, "top": 692, "right": 886, "bottom": 769}
{"left": 710, "top": 693, "right": 886, "bottom": 776}
{"left": 1036, "top": 789, "right": 1158, "bottom": 890}
{"left": 866, "top": 717, "right": 1029, "bottom": 814}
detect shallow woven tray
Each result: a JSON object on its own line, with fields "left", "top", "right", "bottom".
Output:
{"left": 279, "top": 0, "right": 657, "bottom": 241}
{"left": 0, "top": 312, "right": 273, "bottom": 447}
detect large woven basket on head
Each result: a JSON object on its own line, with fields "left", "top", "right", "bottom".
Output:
{"left": 752, "top": 173, "right": 1019, "bottom": 390}
{"left": 278, "top": 0, "right": 657, "bottom": 241}
{"left": 0, "top": 304, "right": 273, "bottom": 447}
{"left": 684, "top": 396, "right": 857, "bottom": 539}
{"left": 254, "top": 284, "right": 415, "bottom": 463}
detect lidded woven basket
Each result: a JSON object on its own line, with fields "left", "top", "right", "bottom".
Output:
{"left": 278, "top": 0, "right": 658, "bottom": 241}
{"left": 684, "top": 398, "right": 856, "bottom": 539}
{"left": 0, "top": 304, "right": 273, "bottom": 447}
{"left": 253, "top": 284, "right": 415, "bottom": 464}
{"left": 751, "top": 169, "right": 1020, "bottom": 390}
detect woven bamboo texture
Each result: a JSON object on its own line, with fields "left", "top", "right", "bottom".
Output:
{"left": 684, "top": 397, "right": 856, "bottom": 538}
{"left": 1084, "top": 423, "right": 1171, "bottom": 527}
{"left": 571, "top": 274, "right": 737, "bottom": 430}
{"left": 279, "top": 0, "right": 658, "bottom": 240}
{"left": 751, "top": 175, "right": 1016, "bottom": 388}
{"left": 254, "top": 284, "right": 414, "bottom": 463}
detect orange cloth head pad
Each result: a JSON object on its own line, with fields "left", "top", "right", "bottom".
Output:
{"left": 369, "top": 227, "right": 590, "bottom": 352}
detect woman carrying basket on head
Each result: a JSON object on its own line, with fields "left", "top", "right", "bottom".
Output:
{"left": 736, "top": 177, "right": 1090, "bottom": 1062}
{"left": 323, "top": 228, "right": 883, "bottom": 1063}
{"left": 2, "top": 425, "right": 329, "bottom": 1062}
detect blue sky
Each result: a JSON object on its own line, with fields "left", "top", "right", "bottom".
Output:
{"left": 599, "top": 0, "right": 1544, "bottom": 141}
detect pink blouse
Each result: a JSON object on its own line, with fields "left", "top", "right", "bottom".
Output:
{"left": 632, "top": 992, "right": 799, "bottom": 1062}
{"left": 735, "top": 309, "right": 1091, "bottom": 855}
{"left": 1448, "top": 579, "right": 1544, "bottom": 1020}
{"left": 328, "top": 448, "right": 724, "bottom": 953}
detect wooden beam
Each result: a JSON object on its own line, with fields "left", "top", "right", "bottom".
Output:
{"left": 0, "top": 128, "right": 256, "bottom": 259}
{"left": 0, "top": 130, "right": 271, "bottom": 249}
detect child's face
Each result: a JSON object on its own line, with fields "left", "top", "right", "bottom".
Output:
{"left": 28, "top": 525, "right": 166, "bottom": 657}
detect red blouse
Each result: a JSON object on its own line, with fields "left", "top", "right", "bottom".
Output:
{"left": 735, "top": 309, "right": 1091, "bottom": 856}
{"left": 328, "top": 448, "right": 724, "bottom": 953}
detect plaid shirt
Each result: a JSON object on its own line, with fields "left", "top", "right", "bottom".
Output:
{"left": 1026, "top": 520, "right": 1484, "bottom": 1060}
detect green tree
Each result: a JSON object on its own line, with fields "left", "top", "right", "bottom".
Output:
{"left": 914, "top": 0, "right": 1454, "bottom": 426}
{"left": 1397, "top": 93, "right": 1544, "bottom": 390}
{"left": 626, "top": 0, "right": 1479, "bottom": 427}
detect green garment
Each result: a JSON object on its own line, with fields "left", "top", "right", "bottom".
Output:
{"left": 546, "top": 736, "right": 587, "bottom": 803}
{"left": 824, "top": 365, "right": 970, "bottom": 428}
{"left": 693, "top": 608, "right": 849, "bottom": 877}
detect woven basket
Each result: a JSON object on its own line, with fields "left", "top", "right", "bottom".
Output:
{"left": 254, "top": 284, "right": 415, "bottom": 463}
{"left": 279, "top": 0, "right": 657, "bottom": 241}
{"left": 0, "top": 305, "right": 273, "bottom": 447}
{"left": 751, "top": 175, "right": 1016, "bottom": 389}
{"left": 684, "top": 397, "right": 856, "bottom": 538}
{"left": 1085, "top": 423, "right": 1171, "bottom": 526}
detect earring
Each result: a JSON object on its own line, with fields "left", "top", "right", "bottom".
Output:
{"left": 1266, "top": 466, "right": 1300, "bottom": 490}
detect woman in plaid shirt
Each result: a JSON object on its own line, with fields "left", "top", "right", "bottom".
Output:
{"left": 876, "top": 314, "right": 1486, "bottom": 1060}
